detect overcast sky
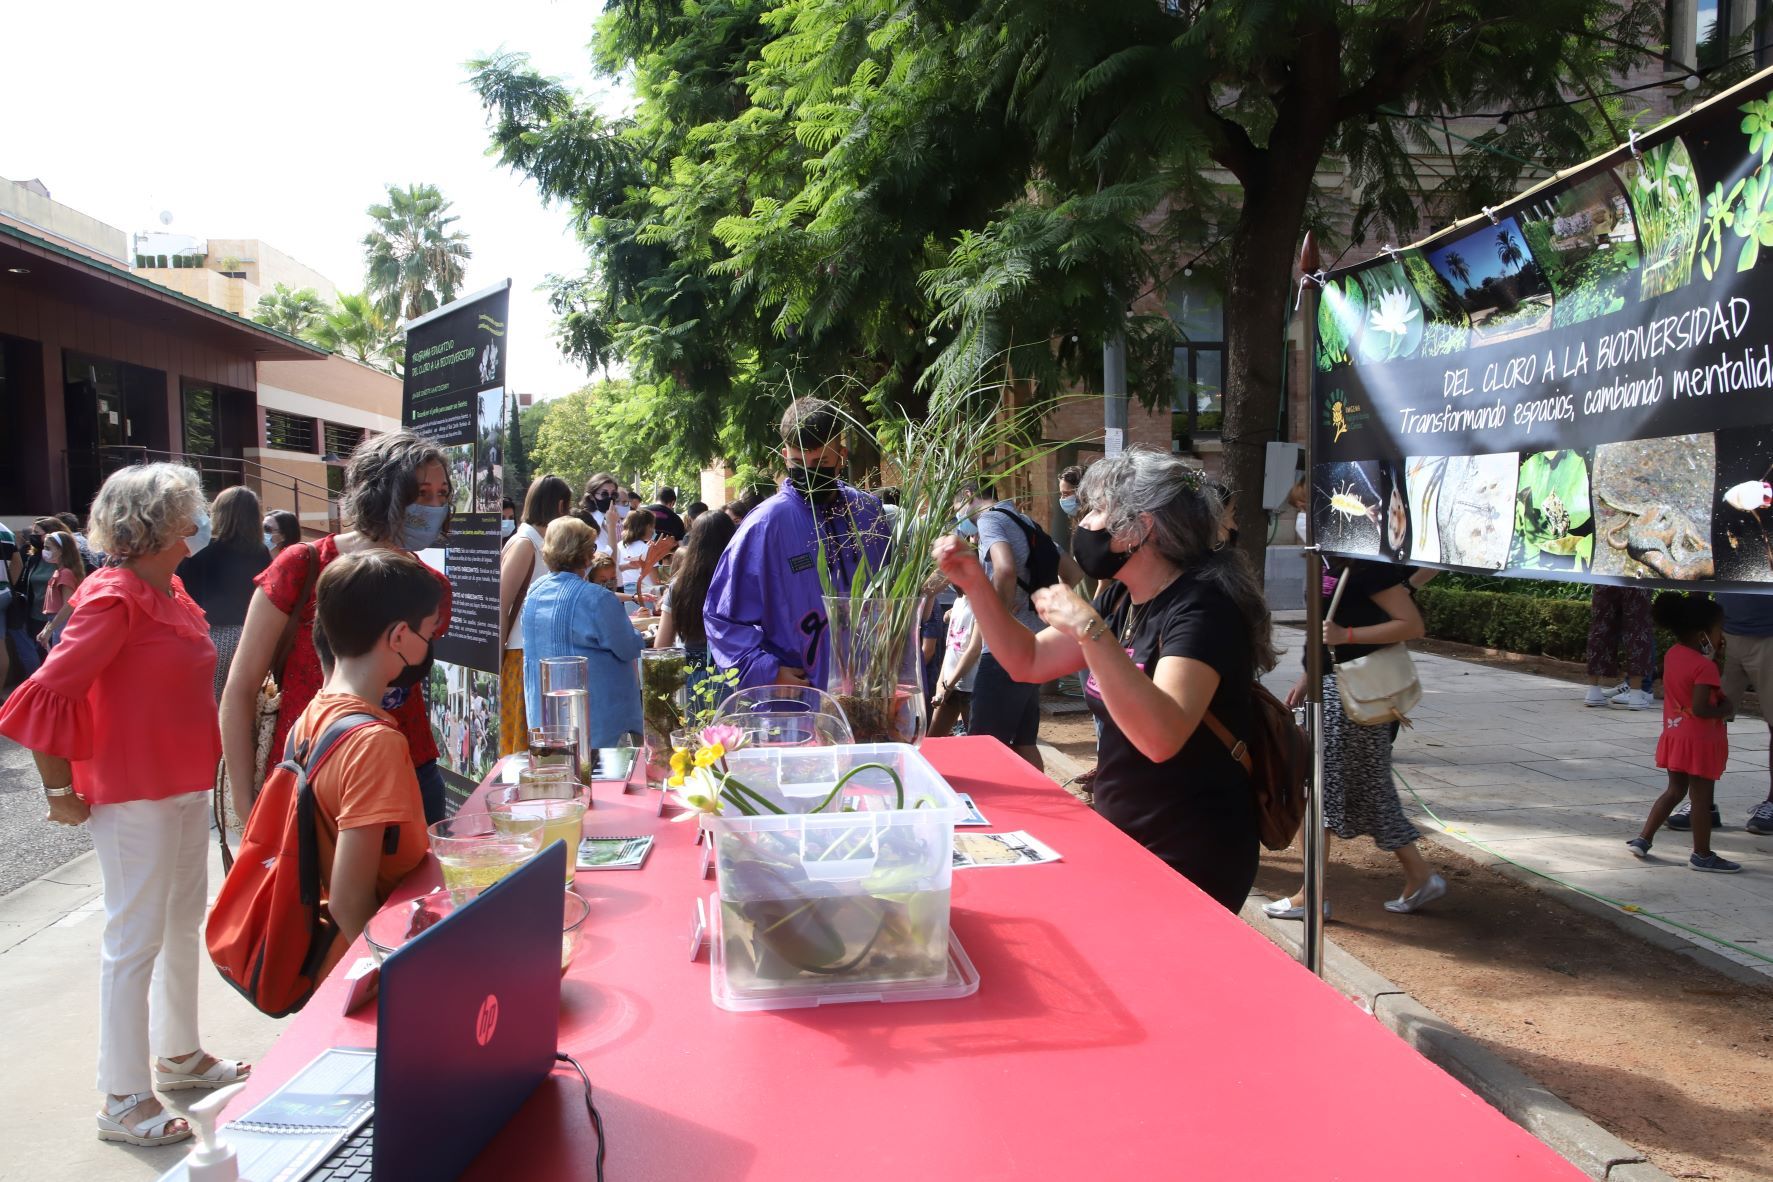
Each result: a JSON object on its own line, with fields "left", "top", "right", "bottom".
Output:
{"left": 5, "top": 0, "right": 629, "bottom": 399}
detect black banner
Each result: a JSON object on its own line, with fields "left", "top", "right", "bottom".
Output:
{"left": 1310, "top": 67, "right": 1773, "bottom": 589}
{"left": 402, "top": 283, "right": 510, "bottom": 809}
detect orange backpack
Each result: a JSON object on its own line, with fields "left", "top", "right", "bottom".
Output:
{"left": 206, "top": 712, "right": 386, "bottom": 1017}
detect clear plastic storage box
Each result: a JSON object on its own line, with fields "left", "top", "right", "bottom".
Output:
{"left": 709, "top": 743, "right": 965, "bottom": 1002}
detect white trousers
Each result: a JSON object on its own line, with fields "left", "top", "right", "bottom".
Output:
{"left": 87, "top": 790, "right": 209, "bottom": 1095}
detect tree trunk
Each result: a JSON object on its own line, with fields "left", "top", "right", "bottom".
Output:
{"left": 1222, "top": 173, "right": 1317, "bottom": 586}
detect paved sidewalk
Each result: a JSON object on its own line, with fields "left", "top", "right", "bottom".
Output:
{"left": 0, "top": 844, "right": 285, "bottom": 1182}
{"left": 1263, "top": 625, "right": 1773, "bottom": 980}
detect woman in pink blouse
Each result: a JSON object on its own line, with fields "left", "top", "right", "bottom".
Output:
{"left": 0, "top": 463, "right": 250, "bottom": 1148}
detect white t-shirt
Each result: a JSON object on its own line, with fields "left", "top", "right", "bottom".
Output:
{"left": 618, "top": 539, "right": 660, "bottom": 598}
{"left": 939, "top": 597, "right": 978, "bottom": 693}
{"left": 505, "top": 522, "right": 549, "bottom": 651}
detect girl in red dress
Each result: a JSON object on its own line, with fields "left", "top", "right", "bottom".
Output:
{"left": 1628, "top": 594, "right": 1740, "bottom": 872}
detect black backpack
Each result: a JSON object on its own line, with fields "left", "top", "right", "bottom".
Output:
{"left": 985, "top": 506, "right": 1064, "bottom": 593}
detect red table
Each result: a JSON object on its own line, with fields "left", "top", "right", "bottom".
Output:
{"left": 228, "top": 737, "right": 1582, "bottom": 1180}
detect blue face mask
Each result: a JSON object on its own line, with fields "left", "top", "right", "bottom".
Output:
{"left": 184, "top": 514, "right": 212, "bottom": 558}
{"left": 955, "top": 517, "right": 979, "bottom": 538}
{"left": 1059, "top": 495, "right": 1079, "bottom": 516}
{"left": 398, "top": 503, "right": 449, "bottom": 552}
{"left": 263, "top": 531, "right": 278, "bottom": 550}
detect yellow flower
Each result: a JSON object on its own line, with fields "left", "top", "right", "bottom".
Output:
{"left": 693, "top": 742, "right": 725, "bottom": 768}
{"left": 669, "top": 748, "right": 690, "bottom": 778}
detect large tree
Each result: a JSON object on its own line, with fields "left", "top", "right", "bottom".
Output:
{"left": 363, "top": 183, "right": 472, "bottom": 323}
{"left": 474, "top": 1, "right": 1672, "bottom": 561}
{"left": 252, "top": 283, "right": 326, "bottom": 337}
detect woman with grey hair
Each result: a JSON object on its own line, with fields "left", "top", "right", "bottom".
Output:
{"left": 222, "top": 430, "right": 454, "bottom": 824}
{"left": 0, "top": 462, "right": 251, "bottom": 1147}
{"left": 935, "top": 447, "right": 1278, "bottom": 910}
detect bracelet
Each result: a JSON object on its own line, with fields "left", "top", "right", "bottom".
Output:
{"left": 44, "top": 785, "right": 74, "bottom": 797}
{"left": 1081, "top": 616, "right": 1108, "bottom": 643}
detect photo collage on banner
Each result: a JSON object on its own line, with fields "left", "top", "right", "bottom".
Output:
{"left": 1310, "top": 67, "right": 1773, "bottom": 592}
{"left": 401, "top": 281, "right": 511, "bottom": 812}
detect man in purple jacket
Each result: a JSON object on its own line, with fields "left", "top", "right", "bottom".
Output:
{"left": 705, "top": 397, "right": 889, "bottom": 688}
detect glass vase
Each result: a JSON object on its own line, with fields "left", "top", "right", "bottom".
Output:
{"left": 822, "top": 595, "right": 928, "bottom": 746}
{"left": 640, "top": 647, "right": 690, "bottom": 787}
{"left": 538, "top": 656, "right": 592, "bottom": 781}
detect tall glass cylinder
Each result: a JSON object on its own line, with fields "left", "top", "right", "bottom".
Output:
{"left": 823, "top": 595, "right": 928, "bottom": 745}
{"left": 640, "top": 647, "right": 689, "bottom": 787}
{"left": 539, "top": 655, "right": 592, "bottom": 780}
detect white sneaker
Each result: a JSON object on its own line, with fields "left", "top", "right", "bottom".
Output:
{"left": 1608, "top": 689, "right": 1655, "bottom": 710}
{"left": 1583, "top": 686, "right": 1614, "bottom": 706}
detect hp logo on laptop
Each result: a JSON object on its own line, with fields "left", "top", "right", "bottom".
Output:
{"left": 475, "top": 994, "right": 499, "bottom": 1046}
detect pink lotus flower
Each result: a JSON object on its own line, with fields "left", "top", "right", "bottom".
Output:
{"left": 698, "top": 724, "right": 747, "bottom": 753}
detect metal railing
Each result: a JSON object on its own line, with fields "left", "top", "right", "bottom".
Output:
{"left": 67, "top": 446, "right": 341, "bottom": 536}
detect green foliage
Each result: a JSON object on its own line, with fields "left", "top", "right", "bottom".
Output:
{"left": 505, "top": 390, "right": 531, "bottom": 500}
{"left": 252, "top": 283, "right": 326, "bottom": 337}
{"left": 306, "top": 292, "right": 402, "bottom": 374}
{"left": 1549, "top": 246, "right": 1633, "bottom": 328}
{"left": 529, "top": 379, "right": 702, "bottom": 495}
{"left": 363, "top": 183, "right": 471, "bottom": 322}
{"left": 1628, "top": 139, "right": 1700, "bottom": 299}
{"left": 1520, "top": 219, "right": 1567, "bottom": 292}
{"left": 1512, "top": 450, "right": 1594, "bottom": 569}
{"left": 1416, "top": 585, "right": 1595, "bottom": 661}
{"left": 470, "top": 0, "right": 1665, "bottom": 509}
{"left": 1433, "top": 572, "right": 1591, "bottom": 601}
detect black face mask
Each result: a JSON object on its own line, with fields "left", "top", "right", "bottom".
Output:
{"left": 388, "top": 635, "right": 435, "bottom": 691}
{"left": 592, "top": 493, "right": 612, "bottom": 512}
{"left": 787, "top": 464, "right": 842, "bottom": 505}
{"left": 1072, "top": 524, "right": 1136, "bottom": 580}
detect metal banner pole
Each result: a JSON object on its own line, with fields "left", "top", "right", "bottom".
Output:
{"left": 1297, "top": 233, "right": 1327, "bottom": 977}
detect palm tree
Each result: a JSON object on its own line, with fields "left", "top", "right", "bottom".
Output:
{"left": 1496, "top": 229, "right": 1525, "bottom": 274}
{"left": 253, "top": 283, "right": 327, "bottom": 337}
{"left": 307, "top": 292, "right": 403, "bottom": 374}
{"left": 1443, "top": 251, "right": 1473, "bottom": 293}
{"left": 362, "top": 183, "right": 471, "bottom": 322}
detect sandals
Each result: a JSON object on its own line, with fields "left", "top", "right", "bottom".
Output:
{"left": 156, "top": 1050, "right": 252, "bottom": 1092}
{"left": 97, "top": 1092, "right": 190, "bottom": 1147}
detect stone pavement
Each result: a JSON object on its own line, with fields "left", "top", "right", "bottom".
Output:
{"left": 0, "top": 844, "right": 285, "bottom": 1182}
{"left": 1262, "top": 625, "right": 1773, "bottom": 980}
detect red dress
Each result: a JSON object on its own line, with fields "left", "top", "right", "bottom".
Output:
{"left": 255, "top": 536, "right": 452, "bottom": 780}
{"left": 0, "top": 567, "right": 219, "bottom": 805}
{"left": 1655, "top": 644, "right": 1728, "bottom": 780}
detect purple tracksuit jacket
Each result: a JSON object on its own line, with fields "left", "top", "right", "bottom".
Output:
{"left": 704, "top": 480, "right": 889, "bottom": 689}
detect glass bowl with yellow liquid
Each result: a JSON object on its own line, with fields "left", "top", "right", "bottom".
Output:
{"left": 486, "top": 783, "right": 591, "bottom": 885}
{"left": 428, "top": 813, "right": 544, "bottom": 906}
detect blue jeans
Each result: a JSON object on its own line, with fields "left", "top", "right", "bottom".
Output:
{"left": 6, "top": 627, "right": 43, "bottom": 678}
{"left": 414, "top": 759, "right": 447, "bottom": 825}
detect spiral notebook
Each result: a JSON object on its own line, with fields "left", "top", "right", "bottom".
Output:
{"left": 156, "top": 1048, "right": 376, "bottom": 1181}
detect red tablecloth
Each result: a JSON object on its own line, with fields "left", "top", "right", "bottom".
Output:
{"left": 227, "top": 737, "right": 1582, "bottom": 1180}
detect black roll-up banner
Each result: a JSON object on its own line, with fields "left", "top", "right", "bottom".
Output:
{"left": 1310, "top": 67, "right": 1773, "bottom": 592}
{"left": 402, "top": 282, "right": 510, "bottom": 812}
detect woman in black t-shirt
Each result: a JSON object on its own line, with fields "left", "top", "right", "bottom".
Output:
{"left": 1266, "top": 557, "right": 1446, "bottom": 920}
{"left": 934, "top": 449, "right": 1278, "bottom": 911}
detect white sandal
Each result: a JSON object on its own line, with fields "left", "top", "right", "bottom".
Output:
{"left": 155, "top": 1050, "right": 252, "bottom": 1091}
{"left": 97, "top": 1091, "right": 191, "bottom": 1146}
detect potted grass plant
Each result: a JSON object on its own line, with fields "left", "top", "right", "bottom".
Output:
{"left": 812, "top": 376, "right": 1060, "bottom": 743}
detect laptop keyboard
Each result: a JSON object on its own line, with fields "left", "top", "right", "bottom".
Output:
{"left": 310, "top": 1121, "right": 374, "bottom": 1181}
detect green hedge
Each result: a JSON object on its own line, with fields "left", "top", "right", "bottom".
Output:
{"left": 1415, "top": 585, "right": 1595, "bottom": 662}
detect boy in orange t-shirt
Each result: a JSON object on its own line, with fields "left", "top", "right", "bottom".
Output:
{"left": 291, "top": 549, "right": 442, "bottom": 972}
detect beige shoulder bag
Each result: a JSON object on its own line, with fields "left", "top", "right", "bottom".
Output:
{"left": 1326, "top": 568, "right": 1421, "bottom": 727}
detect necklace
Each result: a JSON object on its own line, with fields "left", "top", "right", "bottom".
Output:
{"left": 1119, "top": 569, "right": 1183, "bottom": 645}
